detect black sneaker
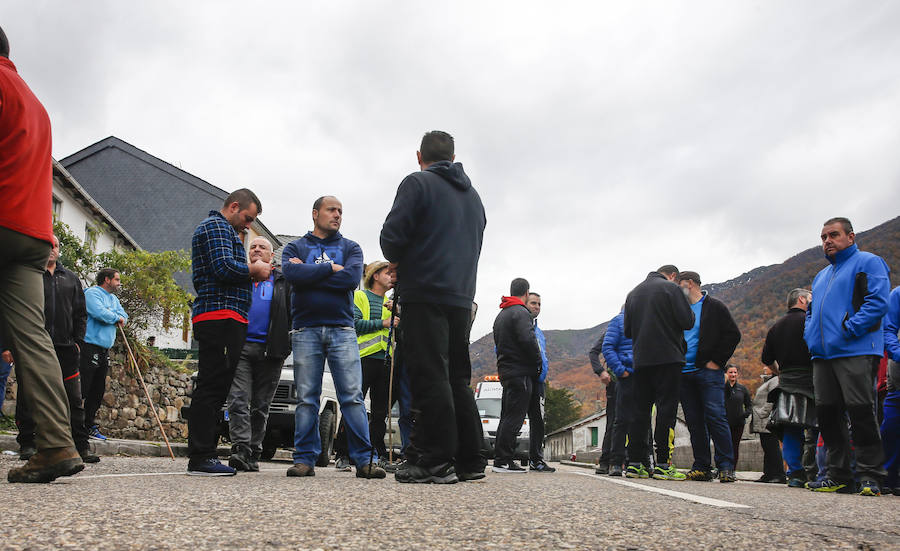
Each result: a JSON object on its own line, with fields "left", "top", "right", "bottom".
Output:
{"left": 79, "top": 449, "right": 100, "bottom": 464}
{"left": 492, "top": 460, "right": 527, "bottom": 473}
{"left": 457, "top": 470, "right": 486, "bottom": 482}
{"left": 395, "top": 462, "right": 459, "bottom": 484}
{"left": 247, "top": 450, "right": 260, "bottom": 472}
{"left": 608, "top": 464, "right": 623, "bottom": 477}
{"left": 529, "top": 460, "right": 556, "bottom": 473}
{"left": 594, "top": 463, "right": 609, "bottom": 475}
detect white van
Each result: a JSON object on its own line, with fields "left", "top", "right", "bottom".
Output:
{"left": 474, "top": 376, "right": 530, "bottom": 462}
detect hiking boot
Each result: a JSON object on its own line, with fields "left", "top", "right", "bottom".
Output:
{"left": 286, "top": 463, "right": 315, "bottom": 477}
{"left": 18, "top": 444, "right": 36, "bottom": 461}
{"left": 356, "top": 463, "right": 387, "bottom": 479}
{"left": 334, "top": 456, "right": 352, "bottom": 472}
{"left": 395, "top": 462, "right": 458, "bottom": 484}
{"left": 653, "top": 464, "right": 686, "bottom": 481}
{"left": 787, "top": 477, "right": 806, "bottom": 488}
{"left": 719, "top": 469, "right": 736, "bottom": 483}
{"left": 608, "top": 464, "right": 623, "bottom": 477}
{"left": 79, "top": 449, "right": 100, "bottom": 464}
{"left": 858, "top": 479, "right": 881, "bottom": 497}
{"left": 228, "top": 446, "right": 252, "bottom": 472}
{"left": 492, "top": 459, "right": 526, "bottom": 473}
{"left": 806, "top": 478, "right": 853, "bottom": 493}
{"left": 378, "top": 457, "right": 402, "bottom": 473}
{"left": 529, "top": 460, "right": 556, "bottom": 473}
{"left": 685, "top": 469, "right": 713, "bottom": 481}
{"left": 88, "top": 425, "right": 107, "bottom": 441}
{"left": 247, "top": 450, "right": 260, "bottom": 472}
{"left": 7, "top": 447, "right": 85, "bottom": 483}
{"left": 187, "top": 458, "right": 236, "bottom": 476}
{"left": 625, "top": 464, "right": 650, "bottom": 479}
{"left": 594, "top": 463, "right": 609, "bottom": 475}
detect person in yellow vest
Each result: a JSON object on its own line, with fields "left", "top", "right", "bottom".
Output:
{"left": 352, "top": 261, "right": 401, "bottom": 467}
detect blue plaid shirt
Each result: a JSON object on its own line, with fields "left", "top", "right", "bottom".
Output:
{"left": 191, "top": 210, "right": 251, "bottom": 320}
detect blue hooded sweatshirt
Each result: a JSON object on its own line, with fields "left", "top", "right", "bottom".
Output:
{"left": 281, "top": 231, "right": 363, "bottom": 329}
{"left": 884, "top": 286, "right": 900, "bottom": 363}
{"left": 534, "top": 320, "right": 549, "bottom": 383}
{"left": 804, "top": 243, "right": 890, "bottom": 360}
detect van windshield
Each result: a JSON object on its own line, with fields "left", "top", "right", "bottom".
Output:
{"left": 476, "top": 398, "right": 502, "bottom": 419}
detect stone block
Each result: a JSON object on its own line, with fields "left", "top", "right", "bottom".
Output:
{"left": 137, "top": 404, "right": 148, "bottom": 416}
{"left": 102, "top": 392, "right": 117, "bottom": 407}
{"left": 122, "top": 407, "right": 137, "bottom": 420}
{"left": 165, "top": 405, "right": 179, "bottom": 423}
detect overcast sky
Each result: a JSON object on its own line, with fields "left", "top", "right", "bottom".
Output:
{"left": 5, "top": 1, "right": 900, "bottom": 339}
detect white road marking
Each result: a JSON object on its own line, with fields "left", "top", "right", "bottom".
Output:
{"left": 569, "top": 470, "right": 752, "bottom": 509}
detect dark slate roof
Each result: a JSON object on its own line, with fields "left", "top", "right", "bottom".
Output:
{"left": 59, "top": 136, "right": 281, "bottom": 255}
{"left": 273, "top": 234, "right": 303, "bottom": 267}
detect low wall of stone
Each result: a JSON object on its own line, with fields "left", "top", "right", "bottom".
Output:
{"left": 1, "top": 350, "right": 196, "bottom": 442}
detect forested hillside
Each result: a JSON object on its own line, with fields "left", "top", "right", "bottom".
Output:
{"left": 469, "top": 215, "right": 900, "bottom": 413}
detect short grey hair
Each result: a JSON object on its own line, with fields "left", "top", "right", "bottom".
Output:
{"left": 787, "top": 288, "right": 811, "bottom": 309}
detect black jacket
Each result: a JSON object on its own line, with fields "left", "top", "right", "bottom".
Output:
{"left": 695, "top": 293, "right": 741, "bottom": 369}
{"left": 624, "top": 272, "right": 694, "bottom": 368}
{"left": 761, "top": 308, "right": 813, "bottom": 397}
{"left": 380, "top": 161, "right": 486, "bottom": 309}
{"left": 724, "top": 381, "right": 752, "bottom": 427}
{"left": 262, "top": 268, "right": 292, "bottom": 360}
{"left": 42, "top": 264, "right": 86, "bottom": 349}
{"left": 493, "top": 302, "right": 542, "bottom": 381}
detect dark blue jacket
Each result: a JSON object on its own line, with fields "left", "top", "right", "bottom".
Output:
{"left": 602, "top": 312, "right": 633, "bottom": 377}
{"left": 535, "top": 321, "right": 549, "bottom": 383}
{"left": 804, "top": 244, "right": 891, "bottom": 359}
{"left": 281, "top": 231, "right": 363, "bottom": 329}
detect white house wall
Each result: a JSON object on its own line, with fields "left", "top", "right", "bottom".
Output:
{"left": 52, "top": 179, "right": 121, "bottom": 254}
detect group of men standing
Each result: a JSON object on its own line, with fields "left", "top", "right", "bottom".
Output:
{"left": 187, "top": 131, "right": 491, "bottom": 483}
{"left": 590, "top": 216, "right": 895, "bottom": 497}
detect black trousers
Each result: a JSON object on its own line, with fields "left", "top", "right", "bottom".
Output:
{"left": 496, "top": 375, "right": 532, "bottom": 462}
{"left": 189, "top": 319, "right": 247, "bottom": 462}
{"left": 401, "top": 302, "right": 485, "bottom": 472}
{"left": 627, "top": 363, "right": 682, "bottom": 467}
{"left": 80, "top": 342, "right": 109, "bottom": 431}
{"left": 759, "top": 432, "right": 785, "bottom": 478}
{"left": 597, "top": 379, "right": 617, "bottom": 465}
{"left": 528, "top": 381, "right": 546, "bottom": 462}
{"left": 610, "top": 375, "right": 635, "bottom": 466}
{"left": 362, "top": 355, "right": 399, "bottom": 457}
{"left": 17, "top": 344, "right": 89, "bottom": 452}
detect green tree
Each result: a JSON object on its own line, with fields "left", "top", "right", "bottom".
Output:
{"left": 544, "top": 381, "right": 581, "bottom": 433}
{"left": 53, "top": 219, "right": 193, "bottom": 334}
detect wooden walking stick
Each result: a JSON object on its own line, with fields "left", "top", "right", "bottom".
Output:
{"left": 118, "top": 325, "right": 176, "bottom": 460}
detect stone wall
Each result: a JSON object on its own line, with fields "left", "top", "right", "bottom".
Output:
{"left": 1, "top": 350, "right": 195, "bottom": 442}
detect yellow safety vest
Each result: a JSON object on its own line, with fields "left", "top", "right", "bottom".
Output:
{"left": 354, "top": 290, "right": 391, "bottom": 358}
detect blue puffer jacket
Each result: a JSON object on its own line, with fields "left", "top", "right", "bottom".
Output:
{"left": 804, "top": 244, "right": 890, "bottom": 360}
{"left": 602, "top": 312, "right": 633, "bottom": 377}
{"left": 534, "top": 321, "right": 549, "bottom": 383}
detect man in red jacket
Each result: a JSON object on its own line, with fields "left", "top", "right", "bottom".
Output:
{"left": 0, "top": 26, "right": 84, "bottom": 483}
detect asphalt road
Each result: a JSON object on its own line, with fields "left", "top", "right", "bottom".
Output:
{"left": 1, "top": 456, "right": 897, "bottom": 550}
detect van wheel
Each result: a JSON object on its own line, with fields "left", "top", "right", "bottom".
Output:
{"left": 260, "top": 446, "right": 277, "bottom": 461}
{"left": 316, "top": 408, "right": 335, "bottom": 467}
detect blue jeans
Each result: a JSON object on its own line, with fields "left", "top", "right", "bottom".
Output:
{"left": 680, "top": 367, "right": 735, "bottom": 471}
{"left": 292, "top": 326, "right": 375, "bottom": 467}
{"left": 782, "top": 425, "right": 804, "bottom": 477}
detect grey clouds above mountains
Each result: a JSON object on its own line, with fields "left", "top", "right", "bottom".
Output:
{"left": 6, "top": 1, "right": 900, "bottom": 338}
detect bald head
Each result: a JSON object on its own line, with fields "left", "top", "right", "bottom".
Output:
{"left": 248, "top": 237, "right": 273, "bottom": 264}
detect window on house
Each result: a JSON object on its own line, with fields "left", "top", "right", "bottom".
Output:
{"left": 84, "top": 223, "right": 98, "bottom": 250}
{"left": 590, "top": 427, "right": 599, "bottom": 447}
{"left": 52, "top": 196, "right": 62, "bottom": 218}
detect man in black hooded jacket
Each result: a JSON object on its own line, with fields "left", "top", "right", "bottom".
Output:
{"left": 381, "top": 130, "right": 487, "bottom": 484}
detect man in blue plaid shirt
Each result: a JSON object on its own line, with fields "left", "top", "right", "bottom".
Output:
{"left": 188, "top": 189, "right": 271, "bottom": 476}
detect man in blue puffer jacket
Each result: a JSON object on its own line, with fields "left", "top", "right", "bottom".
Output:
{"left": 804, "top": 217, "right": 890, "bottom": 496}
{"left": 526, "top": 292, "right": 554, "bottom": 472}
{"left": 601, "top": 309, "right": 633, "bottom": 476}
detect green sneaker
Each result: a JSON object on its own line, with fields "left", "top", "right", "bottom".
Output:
{"left": 807, "top": 478, "right": 852, "bottom": 493}
{"left": 625, "top": 464, "right": 649, "bottom": 479}
{"left": 652, "top": 464, "right": 686, "bottom": 480}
